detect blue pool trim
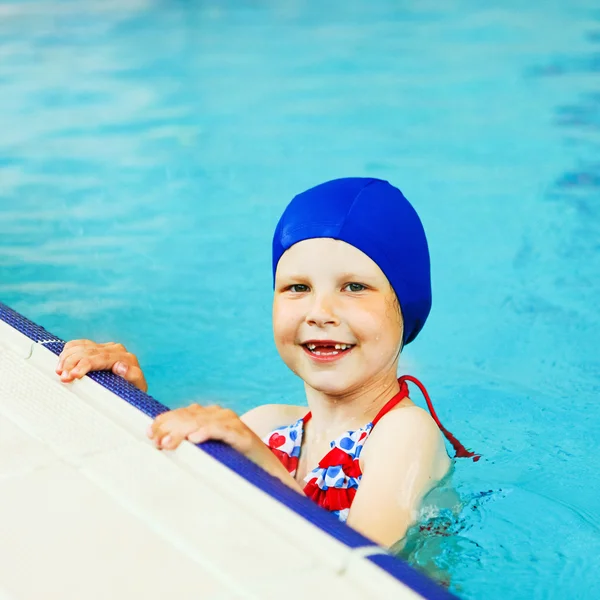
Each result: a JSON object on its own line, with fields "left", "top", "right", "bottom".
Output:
{"left": 0, "top": 301, "right": 458, "bottom": 600}
{"left": 0, "top": 302, "right": 61, "bottom": 343}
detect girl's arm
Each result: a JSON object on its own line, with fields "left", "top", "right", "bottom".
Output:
{"left": 56, "top": 341, "right": 305, "bottom": 492}
{"left": 148, "top": 404, "right": 306, "bottom": 494}
{"left": 240, "top": 403, "right": 306, "bottom": 438}
{"left": 346, "top": 406, "right": 450, "bottom": 547}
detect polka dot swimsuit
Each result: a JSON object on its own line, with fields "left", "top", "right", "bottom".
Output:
{"left": 263, "top": 378, "right": 411, "bottom": 522}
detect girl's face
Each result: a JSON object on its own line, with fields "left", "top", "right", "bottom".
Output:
{"left": 273, "top": 238, "right": 403, "bottom": 397}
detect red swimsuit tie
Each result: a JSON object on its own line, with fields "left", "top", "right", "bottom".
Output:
{"left": 400, "top": 375, "right": 480, "bottom": 462}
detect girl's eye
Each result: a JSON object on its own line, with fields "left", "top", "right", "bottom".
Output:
{"left": 289, "top": 284, "right": 310, "bottom": 293}
{"left": 344, "top": 283, "right": 366, "bottom": 292}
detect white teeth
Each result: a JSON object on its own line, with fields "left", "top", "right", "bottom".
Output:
{"left": 306, "top": 343, "right": 352, "bottom": 353}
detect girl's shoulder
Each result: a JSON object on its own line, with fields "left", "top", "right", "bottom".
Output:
{"left": 241, "top": 403, "right": 307, "bottom": 438}
{"left": 362, "top": 405, "right": 450, "bottom": 478}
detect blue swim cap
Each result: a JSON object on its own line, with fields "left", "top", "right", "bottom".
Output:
{"left": 272, "top": 177, "right": 432, "bottom": 345}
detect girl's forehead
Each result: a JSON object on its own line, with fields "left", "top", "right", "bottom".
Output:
{"left": 276, "top": 238, "right": 385, "bottom": 278}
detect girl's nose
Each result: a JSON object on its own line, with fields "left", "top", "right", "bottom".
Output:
{"left": 305, "top": 295, "right": 340, "bottom": 327}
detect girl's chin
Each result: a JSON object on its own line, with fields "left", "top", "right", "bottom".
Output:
{"left": 301, "top": 371, "right": 361, "bottom": 396}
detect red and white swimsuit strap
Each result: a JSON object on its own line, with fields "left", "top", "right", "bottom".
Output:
{"left": 302, "top": 375, "right": 480, "bottom": 461}
{"left": 301, "top": 377, "right": 410, "bottom": 427}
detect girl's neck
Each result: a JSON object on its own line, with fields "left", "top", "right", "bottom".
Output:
{"left": 303, "top": 369, "right": 401, "bottom": 436}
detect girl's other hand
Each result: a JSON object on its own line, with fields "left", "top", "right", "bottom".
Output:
{"left": 149, "top": 404, "right": 307, "bottom": 494}
{"left": 56, "top": 340, "right": 148, "bottom": 392}
{"left": 148, "top": 404, "right": 257, "bottom": 454}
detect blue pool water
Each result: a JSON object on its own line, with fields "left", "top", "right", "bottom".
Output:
{"left": 1, "top": 1, "right": 599, "bottom": 597}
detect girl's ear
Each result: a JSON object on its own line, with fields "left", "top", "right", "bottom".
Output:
{"left": 388, "top": 287, "right": 404, "bottom": 327}
{"left": 389, "top": 289, "right": 404, "bottom": 360}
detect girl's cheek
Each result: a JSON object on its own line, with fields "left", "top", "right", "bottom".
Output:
{"left": 342, "top": 304, "right": 383, "bottom": 334}
{"left": 272, "top": 306, "right": 298, "bottom": 345}
{"left": 349, "top": 306, "right": 402, "bottom": 351}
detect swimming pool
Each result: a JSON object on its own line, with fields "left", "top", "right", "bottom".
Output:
{"left": 1, "top": 0, "right": 599, "bottom": 597}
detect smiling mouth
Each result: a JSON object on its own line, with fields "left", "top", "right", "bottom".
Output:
{"left": 302, "top": 342, "right": 355, "bottom": 357}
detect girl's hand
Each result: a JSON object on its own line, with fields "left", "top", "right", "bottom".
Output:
{"left": 56, "top": 339, "right": 148, "bottom": 392}
{"left": 148, "top": 404, "right": 257, "bottom": 454}
{"left": 148, "top": 404, "right": 306, "bottom": 494}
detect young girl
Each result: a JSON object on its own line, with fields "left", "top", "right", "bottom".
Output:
{"left": 55, "top": 177, "right": 476, "bottom": 547}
